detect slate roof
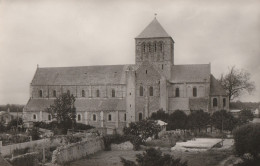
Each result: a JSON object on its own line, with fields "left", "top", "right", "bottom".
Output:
{"left": 210, "top": 75, "right": 227, "bottom": 96}
{"left": 189, "top": 98, "right": 209, "bottom": 111}
{"left": 31, "top": 65, "right": 132, "bottom": 85}
{"left": 24, "top": 98, "right": 126, "bottom": 112}
{"left": 171, "top": 64, "right": 210, "bottom": 83}
{"left": 136, "top": 18, "right": 171, "bottom": 38}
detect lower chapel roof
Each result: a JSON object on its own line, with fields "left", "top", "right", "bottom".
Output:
{"left": 24, "top": 98, "right": 126, "bottom": 112}
{"left": 31, "top": 63, "right": 212, "bottom": 86}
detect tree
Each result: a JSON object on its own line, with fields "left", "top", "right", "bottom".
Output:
{"left": 219, "top": 66, "right": 255, "bottom": 101}
{"left": 121, "top": 148, "right": 188, "bottom": 166}
{"left": 237, "top": 109, "right": 254, "bottom": 125}
{"left": 167, "top": 110, "right": 188, "bottom": 130}
{"left": 150, "top": 109, "right": 169, "bottom": 122}
{"left": 47, "top": 93, "right": 76, "bottom": 134}
{"left": 29, "top": 127, "right": 41, "bottom": 140}
{"left": 187, "top": 110, "right": 210, "bottom": 132}
{"left": 211, "top": 110, "right": 237, "bottom": 132}
{"left": 123, "top": 120, "right": 161, "bottom": 142}
{"left": 233, "top": 124, "right": 260, "bottom": 158}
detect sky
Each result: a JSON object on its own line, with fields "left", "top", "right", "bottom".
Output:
{"left": 0, "top": 0, "right": 259, "bottom": 104}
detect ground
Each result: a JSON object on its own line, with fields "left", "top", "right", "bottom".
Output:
{"left": 70, "top": 139, "right": 234, "bottom": 166}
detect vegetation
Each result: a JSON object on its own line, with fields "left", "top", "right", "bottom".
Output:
{"left": 187, "top": 110, "right": 210, "bottom": 132}
{"left": 167, "top": 110, "right": 188, "bottom": 130}
{"left": 121, "top": 148, "right": 188, "bottom": 166}
{"left": 47, "top": 93, "right": 76, "bottom": 134}
{"left": 233, "top": 123, "right": 260, "bottom": 166}
{"left": 0, "top": 104, "right": 24, "bottom": 112}
{"left": 211, "top": 110, "right": 237, "bottom": 132}
{"left": 123, "top": 120, "right": 161, "bottom": 141}
{"left": 29, "top": 127, "right": 41, "bottom": 140}
{"left": 219, "top": 66, "right": 255, "bottom": 101}
{"left": 237, "top": 109, "right": 254, "bottom": 126}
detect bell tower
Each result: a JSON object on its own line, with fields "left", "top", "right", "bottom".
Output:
{"left": 135, "top": 17, "right": 174, "bottom": 79}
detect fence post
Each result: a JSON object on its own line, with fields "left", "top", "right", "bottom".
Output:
{"left": 0, "top": 141, "right": 2, "bottom": 154}
{"left": 42, "top": 147, "right": 45, "bottom": 163}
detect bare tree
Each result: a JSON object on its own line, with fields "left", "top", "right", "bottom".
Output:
{"left": 219, "top": 66, "right": 255, "bottom": 101}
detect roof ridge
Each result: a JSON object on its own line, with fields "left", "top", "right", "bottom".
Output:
{"left": 38, "top": 64, "right": 135, "bottom": 69}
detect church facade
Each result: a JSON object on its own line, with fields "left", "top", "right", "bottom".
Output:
{"left": 23, "top": 18, "right": 229, "bottom": 132}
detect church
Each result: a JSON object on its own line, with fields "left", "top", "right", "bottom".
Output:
{"left": 23, "top": 18, "right": 229, "bottom": 132}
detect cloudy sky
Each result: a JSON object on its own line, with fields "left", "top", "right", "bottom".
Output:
{"left": 0, "top": 0, "right": 259, "bottom": 104}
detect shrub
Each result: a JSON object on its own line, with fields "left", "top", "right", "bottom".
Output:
{"left": 233, "top": 123, "right": 260, "bottom": 158}
{"left": 103, "top": 134, "right": 127, "bottom": 150}
{"left": 74, "top": 123, "right": 95, "bottom": 130}
{"left": 29, "top": 127, "right": 41, "bottom": 140}
{"left": 121, "top": 148, "right": 188, "bottom": 166}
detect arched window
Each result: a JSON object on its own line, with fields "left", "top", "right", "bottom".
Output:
{"left": 93, "top": 114, "right": 97, "bottom": 121}
{"left": 154, "top": 42, "right": 157, "bottom": 52}
{"left": 223, "top": 98, "right": 226, "bottom": 107}
{"left": 48, "top": 114, "right": 52, "bottom": 121}
{"left": 96, "top": 89, "right": 100, "bottom": 97}
{"left": 213, "top": 98, "right": 218, "bottom": 107}
{"left": 33, "top": 114, "right": 37, "bottom": 120}
{"left": 149, "top": 86, "right": 153, "bottom": 96}
{"left": 124, "top": 114, "right": 126, "bottom": 121}
{"left": 193, "top": 87, "right": 197, "bottom": 97}
{"left": 39, "top": 90, "right": 43, "bottom": 98}
{"left": 53, "top": 90, "right": 56, "bottom": 97}
{"left": 112, "top": 89, "right": 115, "bottom": 97}
{"left": 77, "top": 114, "right": 81, "bottom": 121}
{"left": 108, "top": 114, "right": 112, "bottom": 121}
{"left": 159, "top": 42, "right": 163, "bottom": 52}
{"left": 139, "top": 113, "right": 143, "bottom": 121}
{"left": 82, "top": 90, "right": 85, "bottom": 97}
{"left": 140, "top": 86, "right": 143, "bottom": 96}
{"left": 175, "top": 88, "right": 180, "bottom": 97}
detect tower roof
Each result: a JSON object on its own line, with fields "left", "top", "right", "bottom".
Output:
{"left": 136, "top": 18, "right": 171, "bottom": 38}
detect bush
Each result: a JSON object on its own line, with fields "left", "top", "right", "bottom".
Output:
{"left": 74, "top": 123, "right": 95, "bottom": 131}
{"left": 121, "top": 148, "right": 188, "bottom": 166}
{"left": 103, "top": 134, "right": 127, "bottom": 150}
{"left": 233, "top": 123, "right": 260, "bottom": 158}
{"left": 29, "top": 127, "right": 41, "bottom": 140}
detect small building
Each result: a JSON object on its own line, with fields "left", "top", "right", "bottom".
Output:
{"left": 230, "top": 109, "right": 242, "bottom": 118}
{"left": 156, "top": 120, "right": 167, "bottom": 131}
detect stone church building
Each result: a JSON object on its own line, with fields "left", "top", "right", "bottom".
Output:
{"left": 23, "top": 18, "right": 229, "bottom": 132}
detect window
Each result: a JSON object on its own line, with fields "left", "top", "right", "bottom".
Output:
{"left": 142, "top": 43, "right": 146, "bottom": 53}
{"left": 53, "top": 90, "right": 56, "bottom": 97}
{"left": 148, "top": 43, "right": 151, "bottom": 52}
{"left": 213, "top": 98, "right": 218, "bottom": 107}
{"left": 82, "top": 90, "right": 85, "bottom": 97}
{"left": 48, "top": 114, "right": 52, "bottom": 121}
{"left": 193, "top": 87, "right": 197, "bottom": 97}
{"left": 77, "top": 114, "right": 81, "bottom": 121}
{"left": 33, "top": 114, "right": 37, "bottom": 120}
{"left": 223, "top": 98, "right": 226, "bottom": 107}
{"left": 159, "top": 42, "right": 163, "bottom": 52}
{"left": 149, "top": 86, "right": 153, "bottom": 96}
{"left": 112, "top": 89, "right": 115, "bottom": 97}
{"left": 146, "top": 70, "right": 147, "bottom": 74}
{"left": 154, "top": 42, "right": 157, "bottom": 52}
{"left": 175, "top": 88, "right": 180, "bottom": 97}
{"left": 124, "top": 114, "right": 126, "bottom": 121}
{"left": 96, "top": 89, "right": 100, "bottom": 97}
{"left": 139, "top": 113, "right": 143, "bottom": 121}
{"left": 162, "top": 64, "right": 164, "bottom": 70}
{"left": 39, "top": 90, "right": 43, "bottom": 98}
{"left": 140, "top": 86, "right": 143, "bottom": 96}
{"left": 108, "top": 114, "right": 112, "bottom": 121}
{"left": 93, "top": 114, "right": 97, "bottom": 121}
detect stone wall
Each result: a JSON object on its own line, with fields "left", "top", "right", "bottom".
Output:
{"left": 51, "top": 137, "right": 104, "bottom": 165}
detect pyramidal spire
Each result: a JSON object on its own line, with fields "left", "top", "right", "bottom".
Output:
{"left": 136, "top": 17, "right": 170, "bottom": 38}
